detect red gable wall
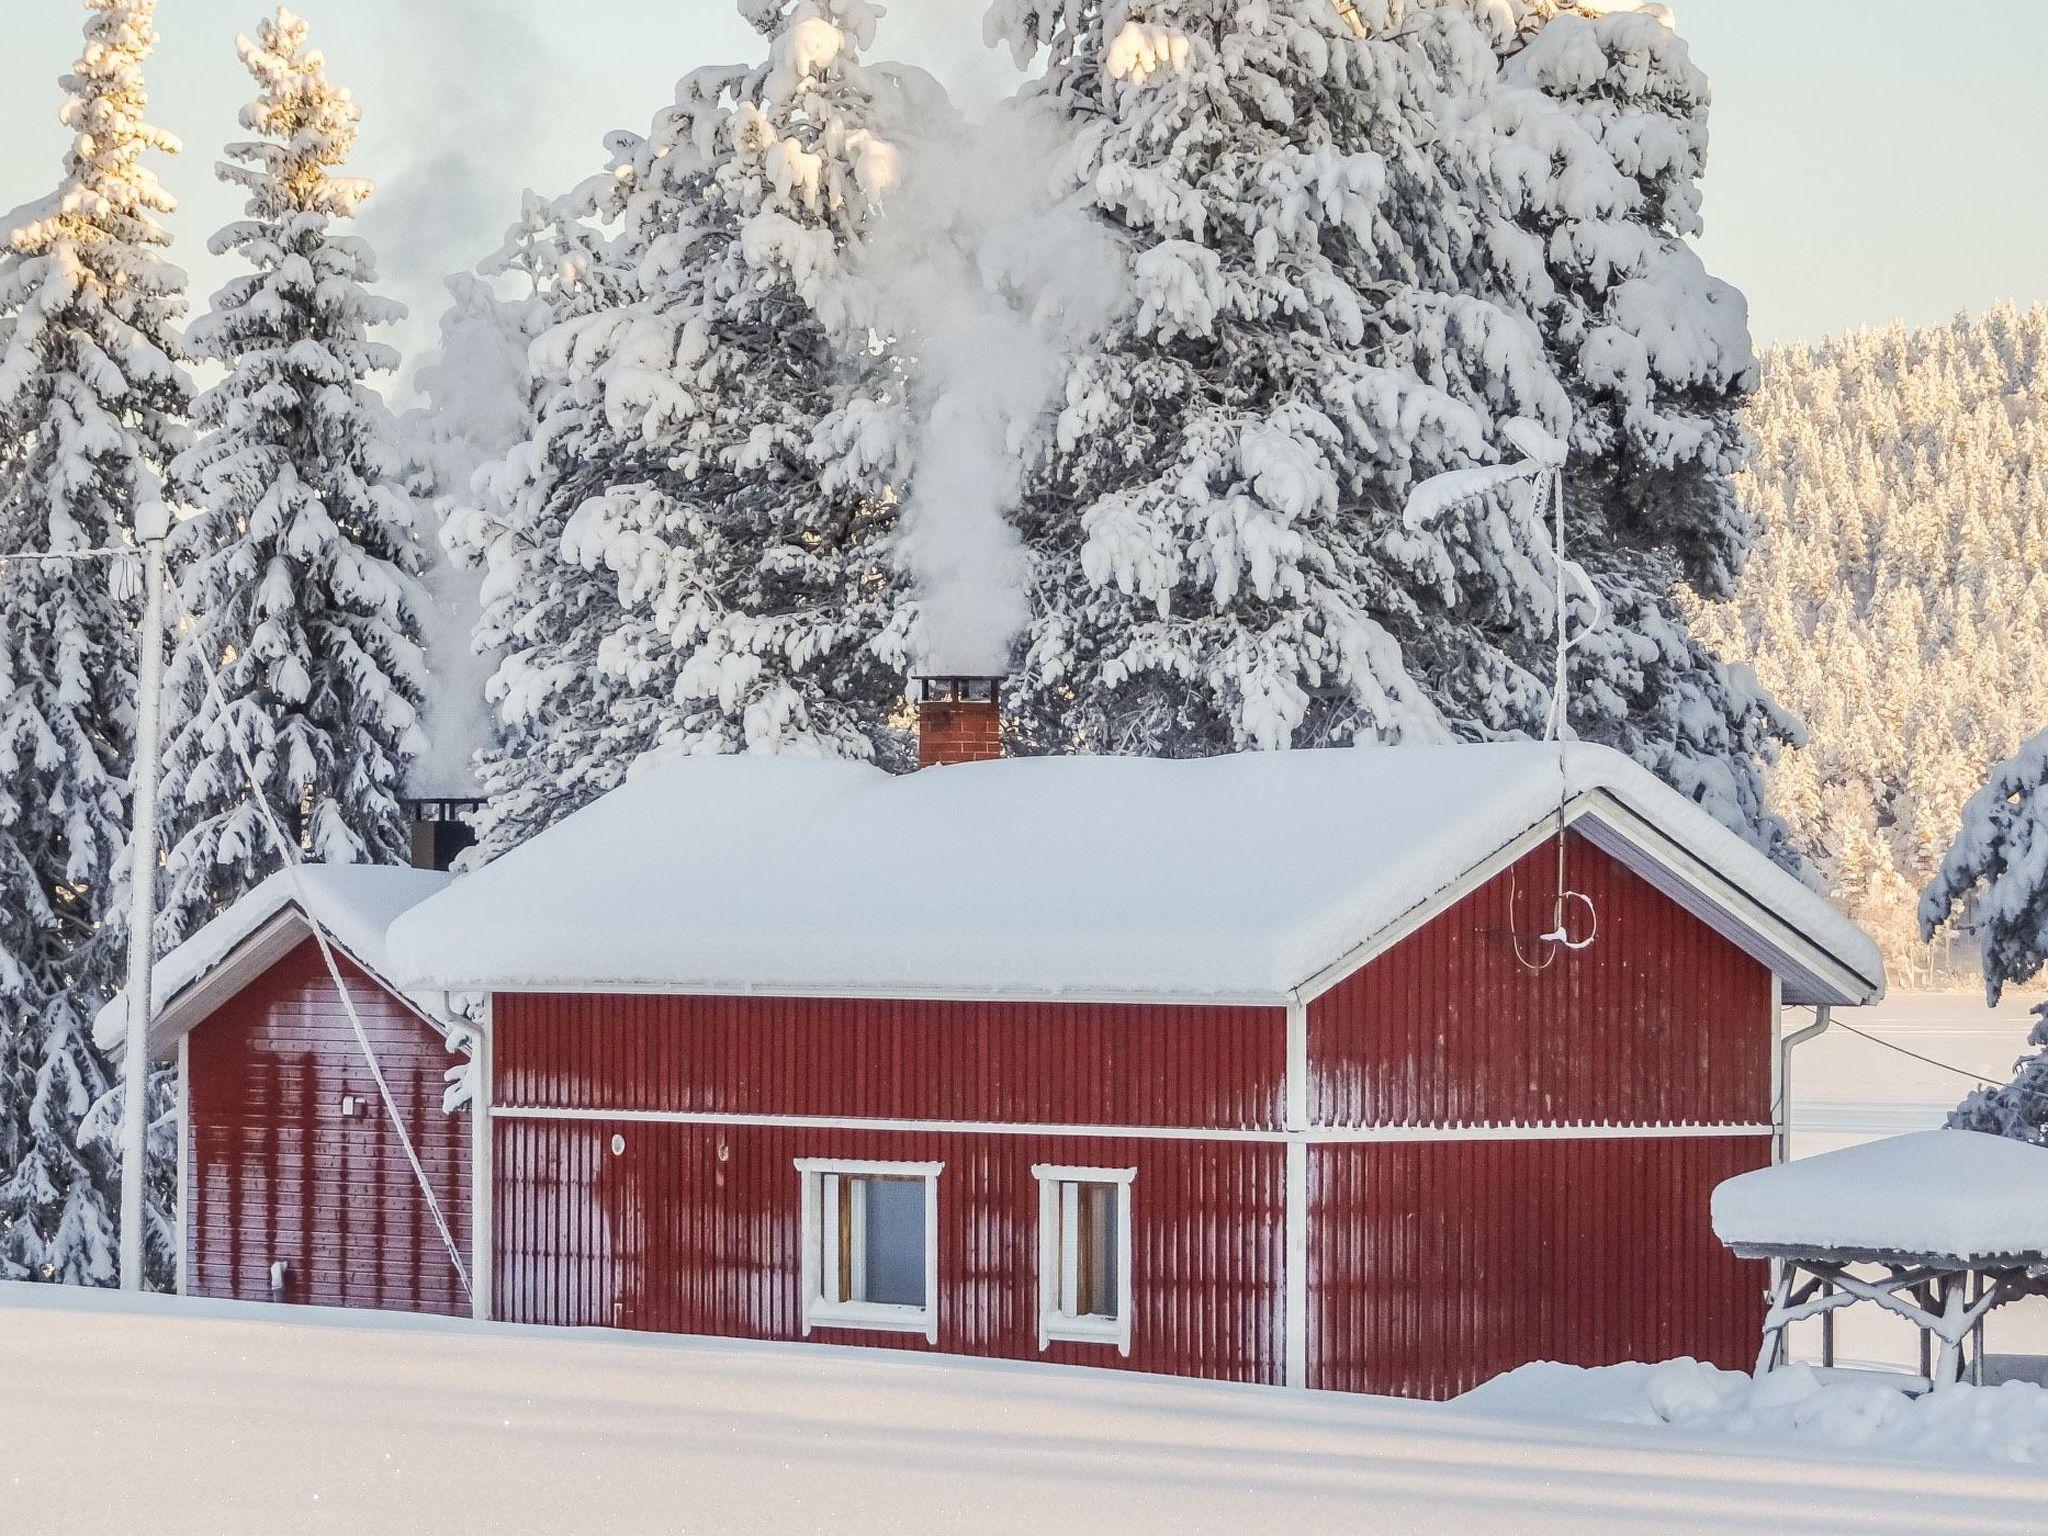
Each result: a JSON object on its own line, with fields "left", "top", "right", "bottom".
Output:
{"left": 185, "top": 939, "right": 471, "bottom": 1315}
{"left": 1307, "top": 831, "right": 1774, "bottom": 1396}
{"left": 1309, "top": 830, "right": 1774, "bottom": 1128}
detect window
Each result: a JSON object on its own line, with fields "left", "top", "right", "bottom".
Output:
{"left": 796, "top": 1159, "right": 942, "bottom": 1341}
{"left": 1032, "top": 1165, "right": 1135, "bottom": 1354}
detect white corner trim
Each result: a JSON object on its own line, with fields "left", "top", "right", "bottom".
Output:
{"left": 795, "top": 1159, "right": 943, "bottom": 1344}
{"left": 1284, "top": 1140, "right": 1307, "bottom": 1389}
{"left": 175, "top": 1033, "right": 190, "bottom": 1298}
{"left": 470, "top": 1002, "right": 493, "bottom": 1323}
{"left": 1285, "top": 999, "right": 1308, "bottom": 1133}
{"left": 1032, "top": 1167, "right": 1135, "bottom": 1356}
{"left": 1768, "top": 975, "right": 1785, "bottom": 1166}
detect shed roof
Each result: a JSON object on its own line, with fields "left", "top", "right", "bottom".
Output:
{"left": 94, "top": 866, "right": 454, "bottom": 1062}
{"left": 384, "top": 742, "right": 1883, "bottom": 1007}
{"left": 1713, "top": 1129, "right": 2048, "bottom": 1266}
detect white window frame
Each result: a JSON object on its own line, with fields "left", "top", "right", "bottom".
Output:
{"left": 1031, "top": 1165, "right": 1135, "bottom": 1355}
{"left": 796, "top": 1158, "right": 942, "bottom": 1342}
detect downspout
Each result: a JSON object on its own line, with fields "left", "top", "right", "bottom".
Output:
{"left": 1778, "top": 1004, "right": 1832, "bottom": 1165}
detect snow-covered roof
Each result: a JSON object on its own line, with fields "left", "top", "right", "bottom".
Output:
{"left": 1713, "top": 1130, "right": 2048, "bottom": 1263}
{"left": 95, "top": 865, "right": 454, "bottom": 1062}
{"left": 385, "top": 742, "right": 1883, "bottom": 1007}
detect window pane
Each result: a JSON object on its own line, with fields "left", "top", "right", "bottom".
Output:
{"left": 858, "top": 1176, "right": 926, "bottom": 1307}
{"left": 1075, "top": 1183, "right": 1118, "bottom": 1320}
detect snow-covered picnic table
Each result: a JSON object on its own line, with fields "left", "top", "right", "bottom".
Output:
{"left": 1713, "top": 1129, "right": 2048, "bottom": 1391}
{"left": 1714, "top": 1128, "right": 2048, "bottom": 1266}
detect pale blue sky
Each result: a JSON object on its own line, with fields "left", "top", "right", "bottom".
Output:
{"left": 3, "top": 0, "right": 2044, "bottom": 363}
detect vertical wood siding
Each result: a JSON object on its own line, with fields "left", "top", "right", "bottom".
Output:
{"left": 1309, "top": 833, "right": 1774, "bottom": 1128}
{"left": 1309, "top": 1134, "right": 1770, "bottom": 1398}
{"left": 493, "top": 1119, "right": 1286, "bottom": 1384}
{"left": 495, "top": 995, "right": 1286, "bottom": 1131}
{"left": 186, "top": 940, "right": 470, "bottom": 1315}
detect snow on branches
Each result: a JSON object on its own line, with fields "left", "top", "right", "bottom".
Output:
{"left": 150, "top": 7, "right": 426, "bottom": 947}
{"left": 0, "top": 0, "right": 191, "bottom": 1285}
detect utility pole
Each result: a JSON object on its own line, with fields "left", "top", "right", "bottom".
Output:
{"left": 119, "top": 498, "right": 170, "bottom": 1292}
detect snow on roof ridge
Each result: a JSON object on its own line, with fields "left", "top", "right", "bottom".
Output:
{"left": 92, "top": 863, "right": 454, "bottom": 1054}
{"left": 1713, "top": 1129, "right": 2048, "bottom": 1262}
{"left": 385, "top": 741, "right": 1882, "bottom": 1004}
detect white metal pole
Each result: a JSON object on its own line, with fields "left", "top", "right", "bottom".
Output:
{"left": 119, "top": 500, "right": 170, "bottom": 1293}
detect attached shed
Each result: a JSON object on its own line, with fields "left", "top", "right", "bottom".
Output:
{"left": 98, "top": 867, "right": 471, "bottom": 1316}
{"left": 379, "top": 740, "right": 1883, "bottom": 1398}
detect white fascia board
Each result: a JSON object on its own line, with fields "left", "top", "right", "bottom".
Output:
{"left": 1569, "top": 796, "right": 1883, "bottom": 1007}
{"left": 462, "top": 978, "right": 1294, "bottom": 1009}
{"left": 142, "top": 908, "right": 454, "bottom": 1063}
{"left": 1290, "top": 809, "right": 1578, "bottom": 1005}
{"left": 1289, "top": 793, "right": 1882, "bottom": 1010}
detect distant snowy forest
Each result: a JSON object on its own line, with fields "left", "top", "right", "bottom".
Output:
{"left": 1697, "top": 304, "right": 2048, "bottom": 987}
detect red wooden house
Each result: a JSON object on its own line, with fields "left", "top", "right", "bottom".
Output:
{"left": 109, "top": 703, "right": 1882, "bottom": 1400}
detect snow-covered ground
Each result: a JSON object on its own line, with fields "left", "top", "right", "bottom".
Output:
{"left": 1469, "top": 1358, "right": 2048, "bottom": 1467}
{"left": 6, "top": 1282, "right": 2047, "bottom": 1536}
{"left": 1789, "top": 989, "right": 2048, "bottom": 1373}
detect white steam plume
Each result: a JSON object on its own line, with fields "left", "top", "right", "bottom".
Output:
{"left": 861, "top": 92, "right": 1126, "bottom": 677}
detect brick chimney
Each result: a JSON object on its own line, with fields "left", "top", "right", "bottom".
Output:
{"left": 913, "top": 676, "right": 1004, "bottom": 769}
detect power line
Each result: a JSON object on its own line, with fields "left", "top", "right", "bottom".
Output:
{"left": 1833, "top": 1018, "right": 2002, "bottom": 1087}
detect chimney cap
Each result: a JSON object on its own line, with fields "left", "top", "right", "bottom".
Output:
{"left": 911, "top": 675, "right": 1003, "bottom": 704}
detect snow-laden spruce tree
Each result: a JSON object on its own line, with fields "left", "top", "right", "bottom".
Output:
{"left": 985, "top": 0, "right": 1784, "bottom": 854}
{"left": 0, "top": 0, "right": 190, "bottom": 1283}
{"left": 1922, "top": 732, "right": 2048, "bottom": 1142}
{"left": 151, "top": 8, "right": 425, "bottom": 946}
{"left": 989, "top": 0, "right": 1582, "bottom": 756}
{"left": 562, "top": 0, "right": 912, "bottom": 765}
{"left": 1478, "top": 2, "right": 1792, "bottom": 849}
{"left": 454, "top": 163, "right": 685, "bottom": 865}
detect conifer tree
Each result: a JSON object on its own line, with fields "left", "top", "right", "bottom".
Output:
{"left": 150, "top": 8, "right": 425, "bottom": 946}
{"left": 981, "top": 0, "right": 1785, "bottom": 862}
{"left": 465, "top": 1, "right": 913, "bottom": 863}
{"left": 0, "top": 0, "right": 190, "bottom": 1283}
{"left": 1924, "top": 730, "right": 2048, "bottom": 1143}
{"left": 564, "top": 0, "right": 910, "bottom": 765}
{"left": 1482, "top": 3, "right": 1793, "bottom": 848}
{"left": 1698, "top": 304, "right": 2048, "bottom": 981}
{"left": 456, "top": 162, "right": 679, "bottom": 864}
{"left": 989, "top": 0, "right": 1580, "bottom": 756}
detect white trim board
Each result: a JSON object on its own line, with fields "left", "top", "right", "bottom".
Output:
{"left": 473, "top": 977, "right": 1295, "bottom": 1009}
{"left": 492, "top": 1105, "right": 1772, "bottom": 1145}
{"left": 1289, "top": 795, "right": 1880, "bottom": 1010}
{"left": 174, "top": 1033, "right": 190, "bottom": 1299}
{"left": 136, "top": 906, "right": 454, "bottom": 1063}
